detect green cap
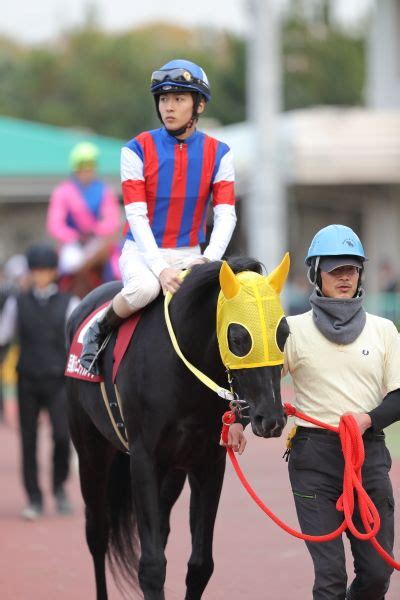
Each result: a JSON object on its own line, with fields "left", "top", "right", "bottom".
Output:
{"left": 69, "top": 141, "right": 99, "bottom": 170}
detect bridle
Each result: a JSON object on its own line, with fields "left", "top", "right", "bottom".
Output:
{"left": 164, "top": 289, "right": 250, "bottom": 419}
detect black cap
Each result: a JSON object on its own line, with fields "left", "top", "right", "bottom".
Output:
{"left": 26, "top": 243, "right": 58, "bottom": 270}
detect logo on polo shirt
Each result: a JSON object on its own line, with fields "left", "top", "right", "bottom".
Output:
{"left": 362, "top": 349, "right": 370, "bottom": 356}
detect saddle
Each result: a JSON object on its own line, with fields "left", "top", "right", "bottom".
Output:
{"left": 65, "top": 304, "right": 141, "bottom": 452}
{"left": 65, "top": 303, "right": 141, "bottom": 383}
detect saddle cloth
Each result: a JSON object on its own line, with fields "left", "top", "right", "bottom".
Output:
{"left": 65, "top": 303, "right": 141, "bottom": 383}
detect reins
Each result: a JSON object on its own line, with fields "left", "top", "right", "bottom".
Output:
{"left": 164, "top": 289, "right": 235, "bottom": 402}
{"left": 221, "top": 404, "right": 400, "bottom": 569}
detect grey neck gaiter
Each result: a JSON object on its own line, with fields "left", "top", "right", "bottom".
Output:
{"left": 309, "top": 288, "right": 366, "bottom": 345}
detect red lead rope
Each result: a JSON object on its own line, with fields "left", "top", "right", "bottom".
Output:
{"left": 221, "top": 403, "right": 400, "bottom": 569}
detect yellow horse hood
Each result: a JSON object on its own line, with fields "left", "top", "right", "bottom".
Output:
{"left": 217, "top": 253, "right": 290, "bottom": 369}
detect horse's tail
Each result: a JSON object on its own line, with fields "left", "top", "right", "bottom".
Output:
{"left": 106, "top": 451, "right": 140, "bottom": 592}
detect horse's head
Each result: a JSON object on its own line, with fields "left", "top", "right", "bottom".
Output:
{"left": 217, "top": 254, "right": 290, "bottom": 438}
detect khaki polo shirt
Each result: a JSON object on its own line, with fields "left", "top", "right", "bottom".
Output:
{"left": 283, "top": 311, "right": 400, "bottom": 428}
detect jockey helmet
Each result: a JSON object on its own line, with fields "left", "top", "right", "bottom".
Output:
{"left": 69, "top": 142, "right": 99, "bottom": 171}
{"left": 150, "top": 59, "right": 211, "bottom": 102}
{"left": 26, "top": 243, "right": 58, "bottom": 270}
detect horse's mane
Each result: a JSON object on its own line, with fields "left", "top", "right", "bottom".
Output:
{"left": 174, "top": 256, "right": 264, "bottom": 309}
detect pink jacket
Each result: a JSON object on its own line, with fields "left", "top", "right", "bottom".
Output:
{"left": 47, "top": 180, "right": 121, "bottom": 243}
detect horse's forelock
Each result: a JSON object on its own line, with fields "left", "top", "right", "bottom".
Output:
{"left": 176, "top": 256, "right": 264, "bottom": 305}
{"left": 226, "top": 256, "right": 264, "bottom": 276}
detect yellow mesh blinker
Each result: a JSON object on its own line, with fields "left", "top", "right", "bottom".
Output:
{"left": 217, "top": 270, "right": 285, "bottom": 369}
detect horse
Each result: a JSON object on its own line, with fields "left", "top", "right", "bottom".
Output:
{"left": 65, "top": 254, "right": 290, "bottom": 600}
{"left": 59, "top": 237, "right": 121, "bottom": 298}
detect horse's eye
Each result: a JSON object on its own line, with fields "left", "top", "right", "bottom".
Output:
{"left": 276, "top": 317, "right": 290, "bottom": 352}
{"left": 227, "top": 323, "right": 252, "bottom": 357}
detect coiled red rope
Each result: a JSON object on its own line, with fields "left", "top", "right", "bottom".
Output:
{"left": 221, "top": 403, "right": 399, "bottom": 568}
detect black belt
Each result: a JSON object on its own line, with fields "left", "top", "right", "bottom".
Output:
{"left": 296, "top": 426, "right": 385, "bottom": 440}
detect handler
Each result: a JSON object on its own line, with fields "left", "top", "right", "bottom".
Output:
{"left": 284, "top": 224, "right": 400, "bottom": 599}
{"left": 228, "top": 224, "right": 400, "bottom": 599}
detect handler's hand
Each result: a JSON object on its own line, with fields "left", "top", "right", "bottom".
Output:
{"left": 220, "top": 423, "right": 247, "bottom": 455}
{"left": 159, "top": 267, "right": 181, "bottom": 295}
{"left": 343, "top": 412, "right": 372, "bottom": 435}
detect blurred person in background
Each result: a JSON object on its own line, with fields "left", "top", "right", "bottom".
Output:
{"left": 0, "top": 263, "right": 6, "bottom": 422}
{"left": 286, "top": 272, "right": 311, "bottom": 316}
{"left": 80, "top": 59, "right": 237, "bottom": 375}
{"left": 46, "top": 141, "right": 122, "bottom": 297}
{"left": 0, "top": 254, "right": 29, "bottom": 422}
{"left": 378, "top": 259, "right": 398, "bottom": 294}
{"left": 1, "top": 253, "right": 30, "bottom": 296}
{"left": 377, "top": 259, "right": 399, "bottom": 322}
{"left": 0, "top": 243, "right": 79, "bottom": 520}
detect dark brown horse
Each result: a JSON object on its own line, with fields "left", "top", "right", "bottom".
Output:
{"left": 66, "top": 256, "right": 289, "bottom": 599}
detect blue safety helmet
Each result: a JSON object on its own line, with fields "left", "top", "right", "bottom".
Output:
{"left": 150, "top": 59, "right": 211, "bottom": 102}
{"left": 305, "top": 225, "right": 367, "bottom": 265}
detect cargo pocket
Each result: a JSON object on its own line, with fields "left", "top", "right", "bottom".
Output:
{"left": 288, "top": 436, "right": 312, "bottom": 470}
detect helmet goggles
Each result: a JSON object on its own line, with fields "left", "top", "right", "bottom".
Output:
{"left": 151, "top": 68, "right": 210, "bottom": 98}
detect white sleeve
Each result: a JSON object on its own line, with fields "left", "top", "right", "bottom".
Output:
{"left": 0, "top": 295, "right": 17, "bottom": 346}
{"left": 214, "top": 149, "right": 235, "bottom": 184}
{"left": 202, "top": 204, "right": 237, "bottom": 261}
{"left": 121, "top": 147, "right": 169, "bottom": 278}
{"left": 125, "top": 203, "right": 169, "bottom": 278}
{"left": 121, "top": 146, "right": 143, "bottom": 182}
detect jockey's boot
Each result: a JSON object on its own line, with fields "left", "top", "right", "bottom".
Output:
{"left": 79, "top": 304, "right": 124, "bottom": 375}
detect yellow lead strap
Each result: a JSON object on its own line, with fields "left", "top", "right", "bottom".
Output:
{"left": 164, "top": 290, "right": 235, "bottom": 402}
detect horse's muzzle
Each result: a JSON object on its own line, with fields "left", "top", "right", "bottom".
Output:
{"left": 251, "top": 413, "right": 287, "bottom": 438}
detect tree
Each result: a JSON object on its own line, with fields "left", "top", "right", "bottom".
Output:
{"left": 0, "top": 4, "right": 367, "bottom": 137}
{"left": 283, "top": 0, "right": 365, "bottom": 109}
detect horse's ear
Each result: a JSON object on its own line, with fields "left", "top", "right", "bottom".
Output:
{"left": 219, "top": 261, "right": 241, "bottom": 299}
{"left": 266, "top": 252, "right": 290, "bottom": 294}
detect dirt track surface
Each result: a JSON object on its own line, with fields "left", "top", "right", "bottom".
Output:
{"left": 1, "top": 406, "right": 400, "bottom": 600}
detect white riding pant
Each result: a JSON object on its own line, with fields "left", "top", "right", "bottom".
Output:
{"left": 119, "top": 240, "right": 201, "bottom": 312}
{"left": 58, "top": 238, "right": 105, "bottom": 275}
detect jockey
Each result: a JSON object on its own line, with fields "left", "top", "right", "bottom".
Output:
{"left": 46, "top": 141, "right": 121, "bottom": 281}
{"left": 80, "top": 59, "right": 237, "bottom": 375}
{"left": 231, "top": 224, "right": 400, "bottom": 599}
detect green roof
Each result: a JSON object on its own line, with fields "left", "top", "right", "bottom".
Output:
{"left": 0, "top": 116, "right": 125, "bottom": 177}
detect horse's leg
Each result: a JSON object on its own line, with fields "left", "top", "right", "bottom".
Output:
{"left": 160, "top": 468, "right": 187, "bottom": 548}
{"left": 131, "top": 440, "right": 169, "bottom": 600}
{"left": 68, "top": 393, "right": 116, "bottom": 600}
{"left": 185, "top": 457, "right": 226, "bottom": 600}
